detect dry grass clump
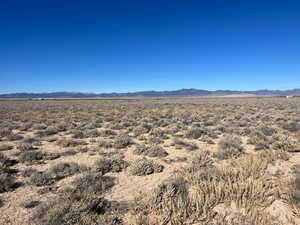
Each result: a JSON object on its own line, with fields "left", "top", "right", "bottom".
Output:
{"left": 131, "top": 177, "right": 190, "bottom": 225}
{"left": 94, "top": 157, "right": 129, "bottom": 175}
{"left": 128, "top": 157, "right": 164, "bottom": 176}
{"left": 129, "top": 152, "right": 276, "bottom": 225}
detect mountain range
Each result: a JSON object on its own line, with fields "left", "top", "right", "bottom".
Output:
{"left": 0, "top": 88, "right": 300, "bottom": 99}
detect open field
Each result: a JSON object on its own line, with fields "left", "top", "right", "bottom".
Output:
{"left": 1, "top": 97, "right": 300, "bottom": 225}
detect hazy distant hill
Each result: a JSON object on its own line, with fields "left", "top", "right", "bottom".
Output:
{"left": 0, "top": 88, "right": 300, "bottom": 99}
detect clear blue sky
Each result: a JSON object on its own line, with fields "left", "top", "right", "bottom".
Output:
{"left": 1, "top": 0, "right": 300, "bottom": 93}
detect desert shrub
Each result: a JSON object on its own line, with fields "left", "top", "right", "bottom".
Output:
{"left": 190, "top": 151, "right": 214, "bottom": 169}
{"left": 271, "top": 134, "right": 299, "bottom": 152}
{"left": 0, "top": 153, "right": 16, "bottom": 192}
{"left": 18, "top": 150, "right": 44, "bottom": 163}
{"left": 292, "top": 166, "right": 300, "bottom": 203}
{"left": 30, "top": 162, "right": 82, "bottom": 186}
{"left": 72, "top": 172, "right": 115, "bottom": 195}
{"left": 23, "top": 200, "right": 40, "bottom": 209}
{"left": 172, "top": 138, "right": 198, "bottom": 150}
{"left": 30, "top": 171, "right": 58, "bottom": 186}
{"left": 71, "top": 130, "right": 85, "bottom": 139}
{"left": 22, "top": 137, "right": 40, "bottom": 144}
{"left": 17, "top": 143, "right": 35, "bottom": 151}
{"left": 84, "top": 129, "right": 101, "bottom": 138}
{"left": 146, "top": 145, "right": 168, "bottom": 157}
{"left": 7, "top": 133, "right": 23, "bottom": 141}
{"left": 32, "top": 191, "right": 122, "bottom": 225}
{"left": 130, "top": 153, "right": 277, "bottom": 225}
{"left": 0, "top": 152, "right": 13, "bottom": 170}
{"left": 133, "top": 144, "right": 168, "bottom": 158}
{"left": 128, "top": 158, "right": 164, "bottom": 176}
{"left": 85, "top": 121, "right": 102, "bottom": 129}
{"left": 55, "top": 123, "right": 68, "bottom": 132}
{"left": 163, "top": 157, "right": 187, "bottom": 164}
{"left": 0, "top": 144, "right": 14, "bottom": 151}
{"left": 98, "top": 139, "right": 113, "bottom": 149}
{"left": 0, "top": 128, "right": 12, "bottom": 138}
{"left": 133, "top": 144, "right": 148, "bottom": 155}
{"left": 148, "top": 177, "right": 189, "bottom": 213}
{"left": 32, "top": 123, "right": 47, "bottom": 130}
{"left": 247, "top": 130, "right": 271, "bottom": 150}
{"left": 21, "top": 167, "right": 38, "bottom": 177}
{"left": 200, "top": 136, "right": 215, "bottom": 144}
{"left": 45, "top": 136, "right": 57, "bottom": 142}
{"left": 60, "top": 149, "right": 77, "bottom": 156}
{"left": 281, "top": 121, "right": 300, "bottom": 132}
{"left": 47, "top": 162, "right": 81, "bottom": 179}
{"left": 19, "top": 122, "right": 33, "bottom": 131}
{"left": 215, "top": 135, "right": 244, "bottom": 159}
{"left": 185, "top": 127, "right": 206, "bottom": 139}
{"left": 43, "top": 152, "right": 61, "bottom": 160}
{"left": 114, "top": 135, "right": 133, "bottom": 149}
{"left": 32, "top": 171, "right": 120, "bottom": 225}
{"left": 94, "top": 157, "right": 129, "bottom": 175}
{"left": 133, "top": 125, "right": 151, "bottom": 136}
{"left": 100, "top": 129, "right": 117, "bottom": 137}
{"left": 0, "top": 173, "right": 16, "bottom": 193}
{"left": 204, "top": 119, "right": 215, "bottom": 126}
{"left": 147, "top": 136, "right": 163, "bottom": 144}
{"left": 260, "top": 125, "right": 277, "bottom": 136}
{"left": 149, "top": 128, "right": 168, "bottom": 139}
{"left": 57, "top": 138, "right": 86, "bottom": 147}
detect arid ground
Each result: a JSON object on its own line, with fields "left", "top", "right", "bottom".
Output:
{"left": 1, "top": 97, "right": 300, "bottom": 225}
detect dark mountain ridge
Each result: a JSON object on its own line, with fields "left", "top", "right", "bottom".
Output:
{"left": 0, "top": 88, "right": 300, "bottom": 99}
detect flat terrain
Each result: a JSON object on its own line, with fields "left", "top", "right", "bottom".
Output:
{"left": 1, "top": 98, "right": 300, "bottom": 225}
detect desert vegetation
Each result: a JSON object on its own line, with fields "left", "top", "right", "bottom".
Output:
{"left": 0, "top": 97, "right": 300, "bottom": 224}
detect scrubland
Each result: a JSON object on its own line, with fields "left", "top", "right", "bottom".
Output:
{"left": 0, "top": 97, "right": 300, "bottom": 225}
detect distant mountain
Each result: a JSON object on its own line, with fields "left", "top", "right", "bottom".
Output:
{"left": 0, "top": 88, "right": 300, "bottom": 99}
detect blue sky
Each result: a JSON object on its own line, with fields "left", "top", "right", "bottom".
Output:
{"left": 0, "top": 0, "right": 300, "bottom": 93}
